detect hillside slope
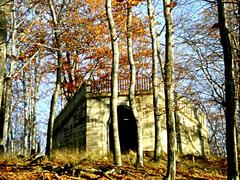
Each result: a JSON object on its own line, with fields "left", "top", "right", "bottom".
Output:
{"left": 0, "top": 153, "right": 227, "bottom": 179}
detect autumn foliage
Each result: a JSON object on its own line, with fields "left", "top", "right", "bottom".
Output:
{"left": 0, "top": 153, "right": 228, "bottom": 179}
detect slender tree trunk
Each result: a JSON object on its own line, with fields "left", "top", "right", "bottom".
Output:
{"left": 0, "top": 2, "right": 8, "bottom": 153}
{"left": 157, "top": 34, "right": 165, "bottom": 79}
{"left": 174, "top": 93, "right": 182, "bottom": 155}
{"left": 236, "top": 0, "right": 240, "bottom": 156}
{"left": 32, "top": 60, "right": 39, "bottom": 153}
{"left": 163, "top": 0, "right": 176, "bottom": 179}
{"left": 22, "top": 71, "right": 29, "bottom": 156}
{"left": 5, "top": 0, "right": 16, "bottom": 153}
{"left": 46, "top": 0, "right": 62, "bottom": 157}
{"left": 231, "top": 0, "right": 240, "bottom": 160}
{"left": 3, "top": 78, "right": 12, "bottom": 154}
{"left": 105, "top": 0, "right": 121, "bottom": 166}
{"left": 126, "top": 4, "right": 143, "bottom": 167}
{"left": 6, "top": 113, "right": 12, "bottom": 153}
{"left": 28, "top": 78, "right": 33, "bottom": 153}
{"left": 217, "top": 0, "right": 239, "bottom": 179}
{"left": 147, "top": 0, "right": 161, "bottom": 162}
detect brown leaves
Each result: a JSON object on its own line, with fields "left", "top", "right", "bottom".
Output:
{"left": 166, "top": 1, "right": 177, "bottom": 8}
{"left": 116, "top": 0, "right": 142, "bottom": 6}
{"left": 0, "top": 155, "right": 228, "bottom": 180}
{"left": 211, "top": 23, "right": 221, "bottom": 29}
{"left": 128, "top": 0, "right": 142, "bottom": 6}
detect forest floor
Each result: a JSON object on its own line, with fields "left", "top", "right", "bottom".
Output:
{"left": 0, "top": 152, "right": 227, "bottom": 179}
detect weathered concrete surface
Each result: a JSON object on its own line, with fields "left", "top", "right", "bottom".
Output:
{"left": 53, "top": 85, "right": 87, "bottom": 151}
{"left": 53, "top": 83, "right": 209, "bottom": 156}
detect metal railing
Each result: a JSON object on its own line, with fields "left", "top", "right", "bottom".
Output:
{"left": 87, "top": 77, "right": 152, "bottom": 94}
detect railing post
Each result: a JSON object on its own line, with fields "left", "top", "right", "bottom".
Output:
{"left": 86, "top": 81, "right": 92, "bottom": 93}
{"left": 86, "top": 77, "right": 151, "bottom": 94}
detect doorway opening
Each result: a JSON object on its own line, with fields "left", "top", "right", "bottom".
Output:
{"left": 108, "top": 105, "right": 137, "bottom": 153}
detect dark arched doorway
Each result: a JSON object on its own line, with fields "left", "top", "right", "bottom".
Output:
{"left": 109, "top": 105, "right": 137, "bottom": 153}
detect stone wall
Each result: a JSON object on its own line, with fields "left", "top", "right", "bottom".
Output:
{"left": 53, "top": 85, "right": 87, "bottom": 151}
{"left": 85, "top": 91, "right": 155, "bottom": 154}
{"left": 53, "top": 83, "right": 209, "bottom": 156}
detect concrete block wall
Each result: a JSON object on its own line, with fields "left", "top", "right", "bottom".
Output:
{"left": 53, "top": 85, "right": 87, "bottom": 151}
{"left": 53, "top": 84, "right": 209, "bottom": 156}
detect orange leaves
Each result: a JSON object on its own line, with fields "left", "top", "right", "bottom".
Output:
{"left": 0, "top": 155, "right": 228, "bottom": 179}
{"left": 95, "top": 28, "right": 102, "bottom": 34}
{"left": 18, "top": 55, "right": 25, "bottom": 61}
{"left": 128, "top": 0, "right": 142, "bottom": 6}
{"left": 116, "top": 0, "right": 142, "bottom": 6}
{"left": 86, "top": 0, "right": 105, "bottom": 9}
{"left": 166, "top": 1, "right": 177, "bottom": 8}
{"left": 62, "top": 82, "right": 76, "bottom": 93}
{"left": 19, "top": 37, "right": 29, "bottom": 43}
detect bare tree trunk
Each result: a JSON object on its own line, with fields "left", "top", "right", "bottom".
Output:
{"left": 238, "top": 1, "right": 240, "bottom": 155}
{"left": 163, "top": 0, "right": 176, "bottom": 179}
{"left": 105, "top": 0, "right": 121, "bottom": 166}
{"left": 6, "top": 113, "right": 12, "bottom": 153}
{"left": 31, "top": 59, "right": 40, "bottom": 153}
{"left": 22, "top": 71, "right": 29, "bottom": 156}
{"left": 147, "top": 0, "right": 161, "bottom": 162}
{"left": 157, "top": 34, "right": 165, "bottom": 79}
{"left": 0, "top": 50, "right": 12, "bottom": 155}
{"left": 5, "top": 0, "right": 16, "bottom": 153}
{"left": 236, "top": 0, "right": 240, "bottom": 157}
{"left": 46, "top": 0, "right": 62, "bottom": 157}
{"left": 0, "top": 2, "right": 8, "bottom": 153}
{"left": 3, "top": 77, "right": 12, "bottom": 154}
{"left": 217, "top": 0, "right": 239, "bottom": 179}
{"left": 174, "top": 93, "right": 182, "bottom": 156}
{"left": 28, "top": 78, "right": 33, "bottom": 153}
{"left": 126, "top": 4, "right": 143, "bottom": 167}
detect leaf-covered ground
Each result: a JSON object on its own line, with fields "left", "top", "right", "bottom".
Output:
{"left": 0, "top": 153, "right": 227, "bottom": 180}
